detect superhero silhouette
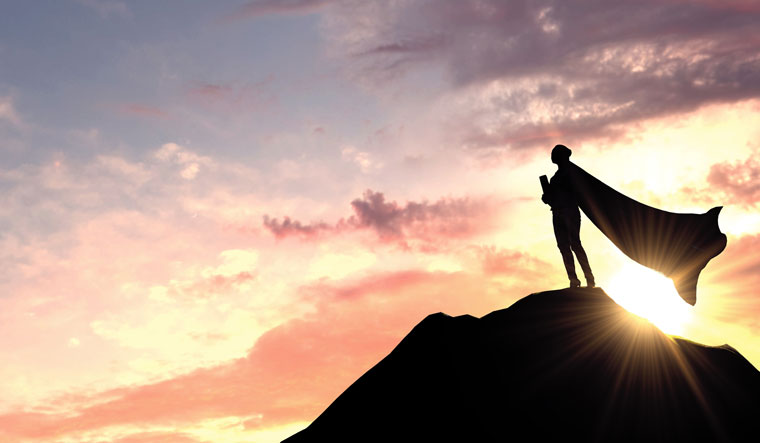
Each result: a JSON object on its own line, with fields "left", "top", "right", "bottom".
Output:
{"left": 541, "top": 144, "right": 726, "bottom": 305}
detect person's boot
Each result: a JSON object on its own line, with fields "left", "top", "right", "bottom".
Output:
{"left": 585, "top": 275, "right": 595, "bottom": 288}
{"left": 570, "top": 277, "right": 581, "bottom": 288}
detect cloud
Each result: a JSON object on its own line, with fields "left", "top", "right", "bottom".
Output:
{"left": 0, "top": 147, "right": 292, "bottom": 412}
{"left": 678, "top": 146, "right": 760, "bottom": 208}
{"left": 348, "top": 189, "right": 490, "bottom": 242}
{"left": 706, "top": 148, "right": 760, "bottom": 207}
{"left": 108, "top": 433, "right": 208, "bottom": 443}
{"left": 154, "top": 142, "right": 213, "bottom": 180}
{"left": 185, "top": 79, "right": 276, "bottom": 113}
{"left": 223, "top": 0, "right": 332, "bottom": 21}
{"left": 159, "top": 249, "right": 259, "bottom": 301}
{"left": 684, "top": 0, "right": 760, "bottom": 13}
{"left": 477, "top": 246, "right": 551, "bottom": 278}
{"left": 118, "top": 103, "right": 168, "bottom": 119}
{"left": 0, "top": 261, "right": 540, "bottom": 440}
{"left": 341, "top": 146, "right": 382, "bottom": 173}
{"left": 163, "top": 271, "right": 256, "bottom": 301}
{"left": 262, "top": 215, "right": 332, "bottom": 240}
{"left": 0, "top": 96, "right": 22, "bottom": 126}
{"left": 321, "top": 0, "right": 760, "bottom": 150}
{"left": 263, "top": 189, "right": 500, "bottom": 249}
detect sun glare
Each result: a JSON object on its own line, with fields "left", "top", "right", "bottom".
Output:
{"left": 606, "top": 263, "right": 693, "bottom": 336}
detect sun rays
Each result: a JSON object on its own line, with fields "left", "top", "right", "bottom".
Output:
{"left": 606, "top": 263, "right": 694, "bottom": 336}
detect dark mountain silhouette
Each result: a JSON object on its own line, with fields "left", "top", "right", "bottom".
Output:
{"left": 284, "top": 288, "right": 760, "bottom": 442}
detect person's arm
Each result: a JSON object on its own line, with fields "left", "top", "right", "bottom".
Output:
{"left": 540, "top": 175, "right": 552, "bottom": 206}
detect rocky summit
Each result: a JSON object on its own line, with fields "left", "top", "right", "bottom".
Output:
{"left": 285, "top": 287, "right": 760, "bottom": 442}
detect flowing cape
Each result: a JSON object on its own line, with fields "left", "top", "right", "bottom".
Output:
{"left": 566, "top": 162, "right": 726, "bottom": 305}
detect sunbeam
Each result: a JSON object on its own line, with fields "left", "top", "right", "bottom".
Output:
{"left": 607, "top": 263, "right": 694, "bottom": 336}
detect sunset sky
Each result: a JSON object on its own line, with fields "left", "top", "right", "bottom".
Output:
{"left": 1, "top": 1, "right": 760, "bottom": 441}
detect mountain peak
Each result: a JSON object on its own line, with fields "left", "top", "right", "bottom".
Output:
{"left": 285, "top": 288, "right": 760, "bottom": 442}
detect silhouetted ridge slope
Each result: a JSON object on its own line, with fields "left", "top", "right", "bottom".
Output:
{"left": 284, "top": 288, "right": 760, "bottom": 442}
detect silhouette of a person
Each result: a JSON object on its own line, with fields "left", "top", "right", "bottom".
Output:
{"left": 542, "top": 145, "right": 595, "bottom": 288}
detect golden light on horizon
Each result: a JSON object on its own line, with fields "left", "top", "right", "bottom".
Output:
{"left": 606, "top": 263, "right": 694, "bottom": 336}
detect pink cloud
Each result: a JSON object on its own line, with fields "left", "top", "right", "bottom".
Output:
{"left": 263, "top": 189, "right": 501, "bottom": 249}
{"left": 117, "top": 104, "right": 168, "bottom": 119}
{"left": 301, "top": 270, "right": 436, "bottom": 301}
{"left": 185, "top": 80, "right": 276, "bottom": 113}
{"left": 706, "top": 149, "right": 760, "bottom": 207}
{"left": 189, "top": 83, "right": 229, "bottom": 98}
{"left": 222, "top": 0, "right": 332, "bottom": 21}
{"left": 0, "top": 96, "right": 23, "bottom": 126}
{"left": 679, "top": 147, "right": 760, "bottom": 208}
{"left": 477, "top": 246, "right": 552, "bottom": 278}
{"left": 0, "top": 257, "right": 543, "bottom": 440}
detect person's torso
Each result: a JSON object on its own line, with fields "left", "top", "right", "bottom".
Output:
{"left": 550, "top": 168, "right": 579, "bottom": 210}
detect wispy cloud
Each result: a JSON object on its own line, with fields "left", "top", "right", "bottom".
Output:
{"left": 3, "top": 3, "right": 760, "bottom": 442}
{"left": 340, "top": 146, "right": 384, "bottom": 173}
{"left": 154, "top": 142, "right": 213, "bottom": 180}
{"left": 185, "top": 78, "right": 277, "bottom": 113}
{"left": 108, "top": 433, "right": 208, "bottom": 443}
{"left": 222, "top": 0, "right": 333, "bottom": 22}
{"left": 117, "top": 103, "right": 169, "bottom": 119}
{"left": 0, "top": 96, "right": 22, "bottom": 126}
{"left": 476, "top": 245, "right": 550, "bottom": 278}
{"left": 322, "top": 0, "right": 760, "bottom": 150}
{"left": 0, "top": 258, "right": 542, "bottom": 440}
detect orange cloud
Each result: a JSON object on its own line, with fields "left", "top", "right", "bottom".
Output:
{"left": 0, "top": 254, "right": 546, "bottom": 441}
{"left": 103, "top": 432, "right": 208, "bottom": 443}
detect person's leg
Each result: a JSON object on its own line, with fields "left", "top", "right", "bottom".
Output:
{"left": 553, "top": 211, "right": 580, "bottom": 287}
{"left": 565, "top": 210, "right": 595, "bottom": 287}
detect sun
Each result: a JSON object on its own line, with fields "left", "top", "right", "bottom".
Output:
{"left": 606, "top": 262, "right": 694, "bottom": 336}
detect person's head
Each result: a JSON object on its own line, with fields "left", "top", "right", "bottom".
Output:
{"left": 551, "top": 144, "right": 572, "bottom": 165}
